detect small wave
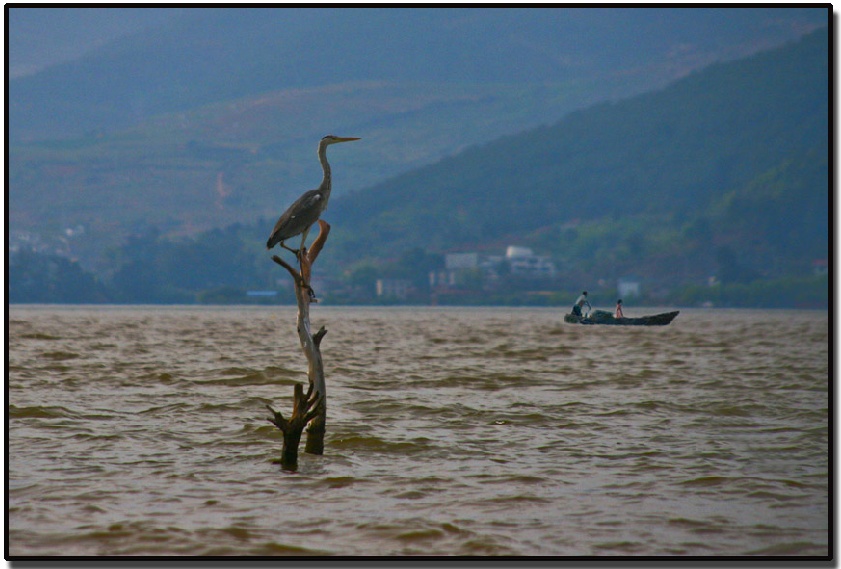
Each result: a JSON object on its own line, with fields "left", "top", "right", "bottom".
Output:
{"left": 746, "top": 490, "right": 801, "bottom": 502}
{"left": 592, "top": 541, "right": 646, "bottom": 553}
{"left": 668, "top": 517, "right": 725, "bottom": 531}
{"left": 310, "top": 476, "right": 359, "bottom": 489}
{"left": 195, "top": 366, "right": 303, "bottom": 386}
{"left": 479, "top": 494, "right": 552, "bottom": 505}
{"left": 594, "top": 409, "right": 631, "bottom": 417}
{"left": 245, "top": 541, "right": 327, "bottom": 556}
{"left": 476, "top": 474, "right": 549, "bottom": 486}
{"left": 137, "top": 371, "right": 183, "bottom": 384}
{"left": 41, "top": 364, "right": 72, "bottom": 372}
{"left": 87, "top": 342, "right": 117, "bottom": 350}
{"left": 679, "top": 476, "right": 732, "bottom": 487}
{"left": 393, "top": 490, "right": 426, "bottom": 500}
{"left": 328, "top": 435, "right": 429, "bottom": 454}
{"left": 704, "top": 402, "right": 766, "bottom": 417}
{"left": 395, "top": 528, "right": 446, "bottom": 542}
{"left": 9, "top": 405, "right": 78, "bottom": 419}
{"left": 197, "top": 400, "right": 272, "bottom": 414}
{"left": 41, "top": 351, "right": 80, "bottom": 360}
{"left": 492, "top": 348, "right": 550, "bottom": 361}
{"left": 746, "top": 541, "right": 828, "bottom": 555}
{"left": 241, "top": 423, "right": 280, "bottom": 437}
{"left": 65, "top": 432, "right": 122, "bottom": 442}
{"left": 21, "top": 333, "right": 61, "bottom": 340}
{"left": 456, "top": 538, "right": 516, "bottom": 555}
{"left": 139, "top": 402, "right": 191, "bottom": 415}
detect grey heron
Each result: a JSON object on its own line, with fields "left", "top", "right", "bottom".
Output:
{"left": 266, "top": 134, "right": 360, "bottom": 254}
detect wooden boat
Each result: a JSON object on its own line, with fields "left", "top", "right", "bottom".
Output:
{"left": 564, "top": 309, "right": 679, "bottom": 326}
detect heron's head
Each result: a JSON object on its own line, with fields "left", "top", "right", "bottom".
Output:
{"left": 321, "top": 134, "right": 361, "bottom": 146}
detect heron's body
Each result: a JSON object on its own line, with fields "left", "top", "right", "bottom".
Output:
{"left": 267, "top": 135, "right": 359, "bottom": 252}
{"left": 266, "top": 189, "right": 325, "bottom": 250}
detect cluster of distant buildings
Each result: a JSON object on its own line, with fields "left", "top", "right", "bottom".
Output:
{"left": 377, "top": 245, "right": 559, "bottom": 301}
{"left": 373, "top": 245, "right": 656, "bottom": 304}
{"left": 10, "top": 227, "right": 86, "bottom": 258}
{"left": 429, "top": 245, "right": 554, "bottom": 286}
{"left": 9, "top": 230, "right": 48, "bottom": 255}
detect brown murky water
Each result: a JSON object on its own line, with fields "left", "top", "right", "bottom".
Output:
{"left": 7, "top": 306, "right": 829, "bottom": 556}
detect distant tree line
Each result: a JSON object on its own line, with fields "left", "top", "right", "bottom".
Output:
{"left": 8, "top": 218, "right": 828, "bottom": 309}
{"left": 9, "top": 248, "right": 110, "bottom": 303}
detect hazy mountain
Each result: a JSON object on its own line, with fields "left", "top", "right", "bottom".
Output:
{"left": 7, "top": 7, "right": 828, "bottom": 273}
{"left": 7, "top": 7, "right": 182, "bottom": 78}
{"left": 9, "top": 7, "right": 825, "bottom": 140}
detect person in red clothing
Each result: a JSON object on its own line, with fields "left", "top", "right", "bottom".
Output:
{"left": 614, "top": 299, "right": 625, "bottom": 319}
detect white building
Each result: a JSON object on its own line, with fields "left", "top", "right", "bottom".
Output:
{"left": 445, "top": 252, "right": 479, "bottom": 270}
{"left": 376, "top": 278, "right": 413, "bottom": 299}
{"left": 617, "top": 277, "right": 641, "bottom": 298}
{"left": 506, "top": 246, "right": 556, "bottom": 277}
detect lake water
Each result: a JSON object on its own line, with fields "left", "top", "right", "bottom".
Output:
{"left": 7, "top": 305, "right": 829, "bottom": 557}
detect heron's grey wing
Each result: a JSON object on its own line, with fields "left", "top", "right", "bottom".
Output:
{"left": 267, "top": 191, "right": 323, "bottom": 248}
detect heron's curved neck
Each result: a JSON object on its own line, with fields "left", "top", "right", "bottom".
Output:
{"left": 317, "top": 142, "right": 332, "bottom": 199}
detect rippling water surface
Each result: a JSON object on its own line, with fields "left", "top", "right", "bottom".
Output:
{"left": 8, "top": 305, "right": 828, "bottom": 556}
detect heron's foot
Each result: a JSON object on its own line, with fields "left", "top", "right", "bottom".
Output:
{"left": 280, "top": 243, "right": 300, "bottom": 255}
{"left": 301, "top": 279, "right": 318, "bottom": 303}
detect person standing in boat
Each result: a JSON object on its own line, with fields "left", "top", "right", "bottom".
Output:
{"left": 572, "top": 291, "right": 591, "bottom": 318}
{"left": 615, "top": 299, "right": 625, "bottom": 318}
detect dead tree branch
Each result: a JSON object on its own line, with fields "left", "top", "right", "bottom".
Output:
{"left": 267, "top": 220, "right": 331, "bottom": 466}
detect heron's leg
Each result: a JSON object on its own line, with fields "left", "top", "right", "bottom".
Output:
{"left": 280, "top": 242, "right": 300, "bottom": 254}
{"left": 297, "top": 226, "right": 316, "bottom": 298}
{"left": 299, "top": 226, "right": 311, "bottom": 257}
{"left": 295, "top": 226, "right": 311, "bottom": 268}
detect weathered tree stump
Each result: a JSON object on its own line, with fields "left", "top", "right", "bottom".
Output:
{"left": 265, "top": 382, "right": 322, "bottom": 469}
{"left": 267, "top": 220, "right": 331, "bottom": 468}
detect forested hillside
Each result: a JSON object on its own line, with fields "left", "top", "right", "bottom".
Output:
{"left": 329, "top": 27, "right": 828, "bottom": 267}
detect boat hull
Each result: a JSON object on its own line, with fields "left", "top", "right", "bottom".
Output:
{"left": 564, "top": 310, "right": 679, "bottom": 326}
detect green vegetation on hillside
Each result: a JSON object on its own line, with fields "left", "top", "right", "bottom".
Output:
{"left": 8, "top": 81, "right": 597, "bottom": 265}
{"left": 330, "top": 28, "right": 828, "bottom": 268}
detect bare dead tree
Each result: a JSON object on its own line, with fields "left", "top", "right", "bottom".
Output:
{"left": 267, "top": 220, "right": 331, "bottom": 468}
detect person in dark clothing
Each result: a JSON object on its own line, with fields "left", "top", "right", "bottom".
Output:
{"left": 572, "top": 291, "right": 591, "bottom": 317}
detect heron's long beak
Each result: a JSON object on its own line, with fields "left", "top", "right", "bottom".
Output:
{"left": 335, "top": 137, "right": 360, "bottom": 142}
